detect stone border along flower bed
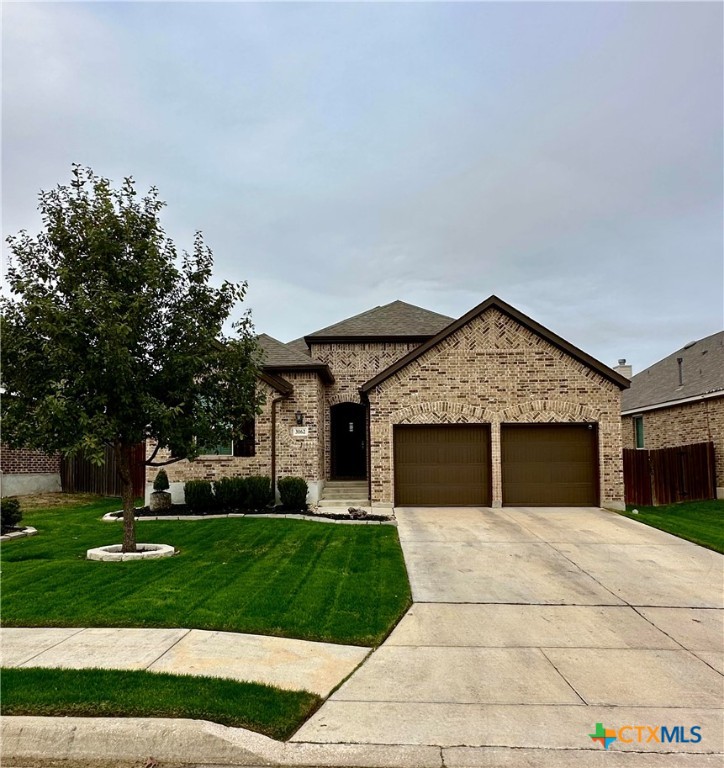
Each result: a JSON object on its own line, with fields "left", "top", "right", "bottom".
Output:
{"left": 0, "top": 526, "right": 38, "bottom": 542}
{"left": 102, "top": 507, "right": 396, "bottom": 526}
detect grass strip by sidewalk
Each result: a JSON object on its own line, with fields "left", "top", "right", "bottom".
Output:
{"left": 1, "top": 667, "right": 321, "bottom": 740}
{"left": 619, "top": 499, "right": 724, "bottom": 554}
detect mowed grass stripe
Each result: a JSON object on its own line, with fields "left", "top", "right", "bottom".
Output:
{"left": 1, "top": 667, "right": 321, "bottom": 740}
{"left": 1, "top": 498, "right": 411, "bottom": 646}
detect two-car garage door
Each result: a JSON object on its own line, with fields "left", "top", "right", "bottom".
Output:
{"left": 394, "top": 423, "right": 598, "bottom": 506}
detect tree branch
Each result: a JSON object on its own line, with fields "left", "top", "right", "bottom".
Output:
{"left": 146, "top": 456, "right": 183, "bottom": 467}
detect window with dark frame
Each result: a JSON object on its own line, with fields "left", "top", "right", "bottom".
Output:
{"left": 233, "top": 416, "right": 256, "bottom": 457}
{"left": 634, "top": 416, "right": 644, "bottom": 449}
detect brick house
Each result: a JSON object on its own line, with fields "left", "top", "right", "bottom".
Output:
{"left": 148, "top": 295, "right": 629, "bottom": 510}
{"left": 621, "top": 331, "right": 724, "bottom": 499}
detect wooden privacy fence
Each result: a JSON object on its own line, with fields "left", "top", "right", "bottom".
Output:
{"left": 61, "top": 443, "right": 146, "bottom": 498}
{"left": 623, "top": 442, "right": 716, "bottom": 507}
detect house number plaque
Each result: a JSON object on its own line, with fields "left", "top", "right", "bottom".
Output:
{"left": 291, "top": 426, "right": 309, "bottom": 437}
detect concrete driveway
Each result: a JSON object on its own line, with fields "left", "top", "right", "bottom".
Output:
{"left": 294, "top": 506, "right": 724, "bottom": 763}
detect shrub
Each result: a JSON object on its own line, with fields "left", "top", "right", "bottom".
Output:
{"left": 184, "top": 480, "right": 214, "bottom": 512}
{"left": 214, "top": 477, "right": 247, "bottom": 510}
{"left": 278, "top": 477, "right": 308, "bottom": 510}
{"left": 246, "top": 476, "right": 272, "bottom": 510}
{"left": 152, "top": 469, "right": 170, "bottom": 492}
{"left": 1, "top": 497, "right": 22, "bottom": 532}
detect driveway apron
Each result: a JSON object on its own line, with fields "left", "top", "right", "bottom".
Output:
{"left": 293, "top": 506, "right": 724, "bottom": 757}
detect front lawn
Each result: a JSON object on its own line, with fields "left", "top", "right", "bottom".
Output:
{"left": 619, "top": 499, "right": 724, "bottom": 553}
{"left": 1, "top": 497, "right": 411, "bottom": 646}
{"left": 1, "top": 667, "right": 320, "bottom": 739}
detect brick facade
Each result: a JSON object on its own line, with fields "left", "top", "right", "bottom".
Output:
{"left": 145, "top": 374, "right": 327, "bottom": 501}
{"left": 365, "top": 309, "right": 624, "bottom": 508}
{"left": 0, "top": 446, "right": 60, "bottom": 474}
{"left": 622, "top": 397, "right": 724, "bottom": 496}
{"left": 310, "top": 341, "right": 418, "bottom": 478}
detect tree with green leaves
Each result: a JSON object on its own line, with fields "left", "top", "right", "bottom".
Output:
{"left": 2, "top": 165, "right": 262, "bottom": 551}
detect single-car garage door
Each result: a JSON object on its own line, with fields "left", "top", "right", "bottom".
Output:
{"left": 501, "top": 423, "right": 598, "bottom": 506}
{"left": 394, "top": 424, "right": 491, "bottom": 506}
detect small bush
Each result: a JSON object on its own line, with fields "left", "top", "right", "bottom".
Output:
{"left": 246, "top": 476, "right": 272, "bottom": 510}
{"left": 184, "top": 480, "right": 214, "bottom": 512}
{"left": 214, "top": 477, "right": 247, "bottom": 510}
{"left": 153, "top": 469, "right": 170, "bottom": 492}
{"left": 278, "top": 477, "right": 308, "bottom": 510}
{"left": 1, "top": 497, "right": 23, "bottom": 532}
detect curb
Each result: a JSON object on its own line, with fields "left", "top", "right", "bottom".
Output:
{"left": 1, "top": 716, "right": 440, "bottom": 767}
{"left": 0, "top": 526, "right": 38, "bottom": 542}
{"left": 3, "top": 716, "right": 720, "bottom": 767}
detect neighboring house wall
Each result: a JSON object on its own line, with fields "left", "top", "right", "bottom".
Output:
{"left": 1, "top": 446, "right": 62, "bottom": 497}
{"left": 366, "top": 309, "right": 624, "bottom": 509}
{"left": 310, "top": 341, "right": 420, "bottom": 478}
{"left": 144, "top": 374, "right": 326, "bottom": 504}
{"left": 622, "top": 397, "right": 724, "bottom": 498}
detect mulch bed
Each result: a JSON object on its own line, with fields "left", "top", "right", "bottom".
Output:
{"left": 111, "top": 505, "right": 392, "bottom": 522}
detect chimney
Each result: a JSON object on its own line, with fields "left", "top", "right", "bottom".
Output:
{"left": 614, "top": 358, "right": 632, "bottom": 379}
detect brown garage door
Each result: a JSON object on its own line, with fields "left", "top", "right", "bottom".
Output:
{"left": 394, "top": 425, "right": 491, "bottom": 506}
{"left": 501, "top": 424, "right": 598, "bottom": 506}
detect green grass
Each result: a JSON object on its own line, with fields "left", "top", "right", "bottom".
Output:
{"left": 619, "top": 499, "right": 724, "bottom": 553}
{"left": 1, "top": 667, "right": 320, "bottom": 739}
{"left": 1, "top": 497, "right": 411, "bottom": 646}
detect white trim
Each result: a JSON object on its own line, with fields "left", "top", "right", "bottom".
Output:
{"left": 622, "top": 390, "right": 724, "bottom": 416}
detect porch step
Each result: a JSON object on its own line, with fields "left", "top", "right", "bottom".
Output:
{"left": 317, "top": 499, "right": 370, "bottom": 508}
{"left": 319, "top": 480, "right": 369, "bottom": 505}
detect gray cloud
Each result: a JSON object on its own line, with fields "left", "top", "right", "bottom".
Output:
{"left": 3, "top": 2, "right": 722, "bottom": 373}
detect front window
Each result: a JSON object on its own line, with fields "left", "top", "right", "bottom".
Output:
{"left": 198, "top": 416, "right": 255, "bottom": 457}
{"left": 634, "top": 416, "right": 644, "bottom": 449}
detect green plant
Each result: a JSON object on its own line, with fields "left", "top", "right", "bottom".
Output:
{"left": 153, "top": 469, "right": 170, "bottom": 492}
{"left": 277, "top": 477, "right": 308, "bottom": 510}
{"left": 2, "top": 165, "right": 262, "bottom": 553}
{"left": 214, "top": 477, "right": 247, "bottom": 510}
{"left": 246, "top": 476, "right": 272, "bottom": 510}
{"left": 184, "top": 480, "right": 214, "bottom": 512}
{"left": 1, "top": 497, "right": 22, "bottom": 532}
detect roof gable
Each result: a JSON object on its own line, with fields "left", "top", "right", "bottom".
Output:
{"left": 361, "top": 295, "right": 630, "bottom": 393}
{"left": 257, "top": 333, "right": 334, "bottom": 383}
{"left": 621, "top": 330, "right": 724, "bottom": 412}
{"left": 304, "top": 300, "right": 453, "bottom": 343}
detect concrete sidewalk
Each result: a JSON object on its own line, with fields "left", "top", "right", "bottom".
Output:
{"left": 0, "top": 626, "right": 370, "bottom": 697}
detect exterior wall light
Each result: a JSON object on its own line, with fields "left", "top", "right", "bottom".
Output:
{"left": 295, "top": 411, "right": 304, "bottom": 426}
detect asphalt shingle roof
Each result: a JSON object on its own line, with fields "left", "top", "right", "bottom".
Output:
{"left": 257, "top": 333, "right": 334, "bottom": 383}
{"left": 285, "top": 337, "right": 311, "bottom": 357}
{"left": 621, "top": 330, "right": 724, "bottom": 412}
{"left": 304, "top": 300, "right": 454, "bottom": 341}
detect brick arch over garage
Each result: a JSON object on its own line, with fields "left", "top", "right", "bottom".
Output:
{"left": 392, "top": 401, "right": 496, "bottom": 425}
{"left": 497, "top": 400, "right": 603, "bottom": 424}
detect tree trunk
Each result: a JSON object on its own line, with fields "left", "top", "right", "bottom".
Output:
{"left": 116, "top": 442, "right": 137, "bottom": 553}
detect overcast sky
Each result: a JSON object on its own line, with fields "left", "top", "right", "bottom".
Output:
{"left": 3, "top": 1, "right": 722, "bottom": 373}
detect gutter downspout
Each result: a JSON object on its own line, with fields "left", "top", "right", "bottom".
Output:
{"left": 270, "top": 394, "right": 289, "bottom": 502}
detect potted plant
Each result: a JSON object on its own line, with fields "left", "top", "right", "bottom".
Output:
{"left": 150, "top": 469, "right": 172, "bottom": 513}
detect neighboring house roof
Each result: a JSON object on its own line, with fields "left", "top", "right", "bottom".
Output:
{"left": 304, "top": 300, "right": 454, "bottom": 343}
{"left": 257, "top": 333, "right": 335, "bottom": 384}
{"left": 361, "top": 295, "right": 631, "bottom": 393}
{"left": 621, "top": 330, "right": 724, "bottom": 413}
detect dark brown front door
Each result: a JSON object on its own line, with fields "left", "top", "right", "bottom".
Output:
{"left": 501, "top": 423, "right": 599, "bottom": 506}
{"left": 331, "top": 403, "right": 367, "bottom": 479}
{"left": 394, "top": 424, "right": 491, "bottom": 506}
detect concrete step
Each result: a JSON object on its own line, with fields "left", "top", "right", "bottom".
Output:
{"left": 321, "top": 489, "right": 370, "bottom": 499}
{"left": 317, "top": 498, "right": 370, "bottom": 507}
{"left": 323, "top": 481, "right": 368, "bottom": 488}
